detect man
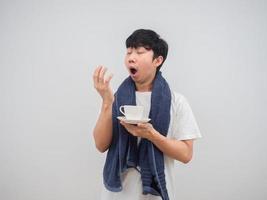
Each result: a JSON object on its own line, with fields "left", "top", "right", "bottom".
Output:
{"left": 93, "top": 29, "right": 202, "bottom": 200}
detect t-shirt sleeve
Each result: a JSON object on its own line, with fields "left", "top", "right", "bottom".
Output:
{"left": 172, "top": 94, "right": 202, "bottom": 140}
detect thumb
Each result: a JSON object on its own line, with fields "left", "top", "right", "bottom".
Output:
{"left": 104, "top": 73, "right": 113, "bottom": 84}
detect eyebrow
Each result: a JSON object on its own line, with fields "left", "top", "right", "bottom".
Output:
{"left": 126, "top": 47, "right": 148, "bottom": 52}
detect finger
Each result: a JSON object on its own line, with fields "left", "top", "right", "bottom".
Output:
{"left": 104, "top": 73, "right": 113, "bottom": 85}
{"left": 93, "top": 65, "right": 103, "bottom": 84}
{"left": 121, "top": 122, "right": 131, "bottom": 128}
{"left": 120, "top": 121, "right": 125, "bottom": 126}
{"left": 99, "top": 67, "right": 107, "bottom": 84}
{"left": 93, "top": 65, "right": 102, "bottom": 78}
{"left": 120, "top": 121, "right": 133, "bottom": 130}
{"left": 137, "top": 123, "right": 147, "bottom": 128}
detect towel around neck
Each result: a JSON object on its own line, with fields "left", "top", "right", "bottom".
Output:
{"left": 103, "top": 71, "right": 171, "bottom": 200}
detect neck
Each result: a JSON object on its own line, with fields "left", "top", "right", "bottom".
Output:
{"left": 135, "top": 82, "right": 153, "bottom": 92}
{"left": 135, "top": 72, "right": 156, "bottom": 92}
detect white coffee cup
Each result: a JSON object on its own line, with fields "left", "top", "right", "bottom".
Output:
{"left": 119, "top": 105, "right": 144, "bottom": 120}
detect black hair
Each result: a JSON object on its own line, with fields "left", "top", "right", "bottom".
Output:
{"left": 126, "top": 29, "right": 168, "bottom": 73}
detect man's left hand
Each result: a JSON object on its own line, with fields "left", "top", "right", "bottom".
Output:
{"left": 119, "top": 121, "right": 156, "bottom": 140}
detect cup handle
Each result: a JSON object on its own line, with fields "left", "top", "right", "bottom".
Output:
{"left": 119, "top": 106, "right": 125, "bottom": 116}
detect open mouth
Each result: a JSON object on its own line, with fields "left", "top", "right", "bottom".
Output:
{"left": 129, "top": 67, "right": 138, "bottom": 75}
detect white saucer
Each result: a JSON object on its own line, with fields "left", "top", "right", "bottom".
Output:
{"left": 117, "top": 116, "right": 151, "bottom": 124}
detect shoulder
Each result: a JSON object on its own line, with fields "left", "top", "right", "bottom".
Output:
{"left": 168, "top": 88, "right": 189, "bottom": 121}
{"left": 170, "top": 90, "right": 188, "bottom": 110}
{"left": 168, "top": 89, "right": 202, "bottom": 140}
{"left": 169, "top": 89, "right": 195, "bottom": 118}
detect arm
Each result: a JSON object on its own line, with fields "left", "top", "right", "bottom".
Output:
{"left": 93, "top": 103, "right": 113, "bottom": 153}
{"left": 148, "top": 129, "right": 193, "bottom": 164}
{"left": 93, "top": 66, "right": 114, "bottom": 153}
{"left": 119, "top": 121, "right": 193, "bottom": 163}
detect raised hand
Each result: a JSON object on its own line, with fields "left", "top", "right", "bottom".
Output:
{"left": 93, "top": 66, "right": 114, "bottom": 105}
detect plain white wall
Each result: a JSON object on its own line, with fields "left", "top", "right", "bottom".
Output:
{"left": 1, "top": 0, "right": 267, "bottom": 199}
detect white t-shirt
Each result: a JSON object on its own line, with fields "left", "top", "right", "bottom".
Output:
{"left": 101, "top": 91, "right": 202, "bottom": 200}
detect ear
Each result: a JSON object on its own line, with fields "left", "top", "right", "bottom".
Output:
{"left": 153, "top": 56, "right": 164, "bottom": 68}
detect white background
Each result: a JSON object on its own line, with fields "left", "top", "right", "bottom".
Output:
{"left": 1, "top": 0, "right": 266, "bottom": 199}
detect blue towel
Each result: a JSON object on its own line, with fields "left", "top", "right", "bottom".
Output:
{"left": 103, "top": 71, "right": 171, "bottom": 200}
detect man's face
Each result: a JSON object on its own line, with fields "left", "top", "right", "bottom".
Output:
{"left": 124, "top": 47, "right": 161, "bottom": 84}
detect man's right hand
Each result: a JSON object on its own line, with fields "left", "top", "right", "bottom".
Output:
{"left": 93, "top": 66, "right": 114, "bottom": 105}
{"left": 93, "top": 66, "right": 114, "bottom": 152}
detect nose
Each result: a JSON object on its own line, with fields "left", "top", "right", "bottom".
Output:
{"left": 128, "top": 53, "right": 136, "bottom": 64}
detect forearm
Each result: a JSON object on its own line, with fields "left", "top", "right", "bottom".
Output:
{"left": 148, "top": 130, "right": 193, "bottom": 164}
{"left": 93, "top": 103, "right": 113, "bottom": 153}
